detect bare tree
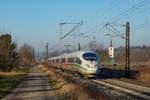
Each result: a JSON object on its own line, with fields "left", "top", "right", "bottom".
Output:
{"left": 87, "top": 41, "right": 109, "bottom": 63}
{"left": 49, "top": 51, "right": 59, "bottom": 57}
{"left": 87, "top": 41, "right": 97, "bottom": 51}
{"left": 18, "top": 44, "right": 35, "bottom": 66}
{"left": 95, "top": 45, "right": 109, "bottom": 63}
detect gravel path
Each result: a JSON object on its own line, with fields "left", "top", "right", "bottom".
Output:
{"left": 2, "top": 66, "right": 58, "bottom": 100}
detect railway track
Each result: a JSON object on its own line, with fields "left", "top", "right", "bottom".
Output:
{"left": 117, "top": 78, "right": 150, "bottom": 88}
{"left": 68, "top": 71, "right": 150, "bottom": 99}
{"left": 92, "top": 79, "right": 150, "bottom": 100}
{"left": 47, "top": 65, "right": 150, "bottom": 100}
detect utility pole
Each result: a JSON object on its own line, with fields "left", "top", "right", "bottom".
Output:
{"left": 46, "top": 42, "right": 48, "bottom": 59}
{"left": 59, "top": 21, "right": 83, "bottom": 70}
{"left": 59, "top": 23, "right": 62, "bottom": 70}
{"left": 78, "top": 43, "right": 80, "bottom": 51}
{"left": 125, "top": 22, "right": 130, "bottom": 77}
{"left": 105, "top": 22, "right": 131, "bottom": 77}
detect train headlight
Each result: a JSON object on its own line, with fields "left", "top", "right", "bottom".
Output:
{"left": 94, "top": 65, "right": 97, "bottom": 68}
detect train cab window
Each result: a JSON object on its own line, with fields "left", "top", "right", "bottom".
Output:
{"left": 76, "top": 58, "right": 82, "bottom": 64}
{"left": 48, "top": 60, "right": 50, "bottom": 63}
{"left": 68, "top": 57, "right": 74, "bottom": 63}
{"left": 62, "top": 58, "right": 65, "bottom": 63}
{"left": 56, "top": 59, "right": 59, "bottom": 63}
{"left": 83, "top": 53, "right": 97, "bottom": 61}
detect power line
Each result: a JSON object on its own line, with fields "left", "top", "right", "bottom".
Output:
{"left": 109, "top": 0, "right": 150, "bottom": 23}
{"left": 132, "top": 21, "right": 150, "bottom": 31}
{"left": 77, "top": 0, "right": 149, "bottom": 43}
{"left": 78, "top": 26, "right": 105, "bottom": 45}
{"left": 78, "top": 0, "right": 122, "bottom": 39}
{"left": 51, "top": 0, "right": 150, "bottom": 52}
{"left": 61, "top": 21, "right": 83, "bottom": 39}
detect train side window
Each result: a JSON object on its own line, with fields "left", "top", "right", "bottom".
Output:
{"left": 76, "top": 58, "right": 82, "bottom": 64}
{"left": 68, "top": 57, "right": 74, "bottom": 63}
{"left": 62, "top": 58, "right": 65, "bottom": 63}
{"left": 48, "top": 60, "right": 50, "bottom": 63}
{"left": 56, "top": 59, "right": 59, "bottom": 63}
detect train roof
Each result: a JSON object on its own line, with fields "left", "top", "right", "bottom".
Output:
{"left": 48, "top": 50, "right": 97, "bottom": 60}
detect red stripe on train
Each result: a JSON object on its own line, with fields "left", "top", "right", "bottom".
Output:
{"left": 63, "top": 64, "right": 72, "bottom": 66}
{"left": 50, "top": 63, "right": 72, "bottom": 66}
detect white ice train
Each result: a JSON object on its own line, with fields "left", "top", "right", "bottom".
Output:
{"left": 48, "top": 50, "right": 100, "bottom": 77}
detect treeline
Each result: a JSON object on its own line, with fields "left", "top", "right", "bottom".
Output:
{"left": 115, "top": 46, "right": 150, "bottom": 64}
{"left": 0, "top": 34, "right": 35, "bottom": 72}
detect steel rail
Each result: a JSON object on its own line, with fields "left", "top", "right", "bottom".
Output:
{"left": 92, "top": 79, "right": 150, "bottom": 100}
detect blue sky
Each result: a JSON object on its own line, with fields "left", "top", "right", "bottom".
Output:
{"left": 0, "top": 0, "right": 150, "bottom": 53}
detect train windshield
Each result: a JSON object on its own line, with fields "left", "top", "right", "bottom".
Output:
{"left": 83, "top": 53, "right": 97, "bottom": 61}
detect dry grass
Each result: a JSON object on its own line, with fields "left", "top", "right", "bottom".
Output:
{"left": 58, "top": 84, "right": 94, "bottom": 100}
{"left": 0, "top": 66, "right": 30, "bottom": 77}
{"left": 38, "top": 65, "right": 95, "bottom": 100}
{"left": 38, "top": 64, "right": 55, "bottom": 76}
{"left": 0, "top": 67, "right": 29, "bottom": 77}
{"left": 52, "top": 78, "right": 94, "bottom": 100}
{"left": 0, "top": 71, "right": 25, "bottom": 77}
{"left": 134, "top": 66, "right": 150, "bottom": 83}
{"left": 38, "top": 64, "right": 49, "bottom": 72}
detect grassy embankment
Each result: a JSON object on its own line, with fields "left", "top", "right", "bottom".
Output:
{"left": 133, "top": 66, "right": 150, "bottom": 83}
{"left": 101, "top": 63, "right": 150, "bottom": 83}
{"left": 39, "top": 65, "right": 95, "bottom": 100}
{"left": 0, "top": 66, "right": 31, "bottom": 99}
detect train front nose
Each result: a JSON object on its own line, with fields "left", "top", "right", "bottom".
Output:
{"left": 86, "top": 61, "right": 97, "bottom": 70}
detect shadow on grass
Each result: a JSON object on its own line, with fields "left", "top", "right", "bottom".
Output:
{"left": 97, "top": 68, "right": 139, "bottom": 79}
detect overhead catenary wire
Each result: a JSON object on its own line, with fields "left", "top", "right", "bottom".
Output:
{"left": 77, "top": 26, "right": 105, "bottom": 46}
{"left": 131, "top": 21, "right": 150, "bottom": 32}
{"left": 51, "top": 0, "right": 150, "bottom": 52}
{"left": 61, "top": 21, "right": 83, "bottom": 39}
{"left": 108, "top": 0, "right": 150, "bottom": 23}
{"left": 78, "top": 0, "right": 148, "bottom": 41}
{"left": 76, "top": 0, "right": 149, "bottom": 47}
{"left": 79, "top": 0, "right": 122, "bottom": 38}
{"left": 104, "top": 23, "right": 126, "bottom": 40}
